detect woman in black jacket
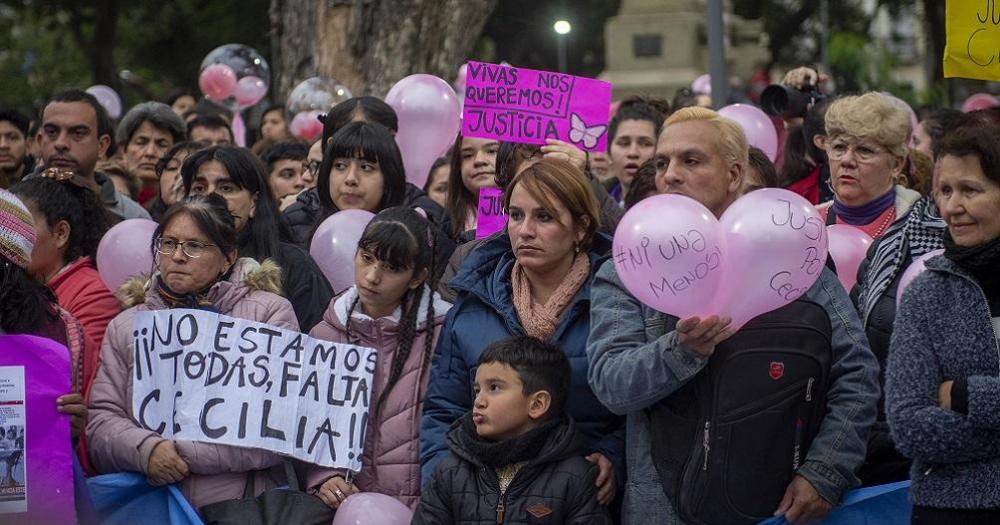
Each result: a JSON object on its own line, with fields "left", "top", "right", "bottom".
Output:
{"left": 286, "top": 122, "right": 455, "bottom": 278}
{"left": 283, "top": 97, "right": 451, "bottom": 242}
{"left": 180, "top": 145, "right": 332, "bottom": 331}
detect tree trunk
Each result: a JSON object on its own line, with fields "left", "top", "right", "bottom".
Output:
{"left": 921, "top": 0, "right": 947, "bottom": 103}
{"left": 272, "top": 0, "right": 497, "bottom": 102}
{"left": 270, "top": 0, "right": 317, "bottom": 102}
{"left": 91, "top": 0, "right": 121, "bottom": 89}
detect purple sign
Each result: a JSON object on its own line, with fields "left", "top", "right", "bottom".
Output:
{"left": 461, "top": 61, "right": 612, "bottom": 152}
{"left": 475, "top": 187, "right": 507, "bottom": 239}
{"left": 0, "top": 335, "right": 74, "bottom": 525}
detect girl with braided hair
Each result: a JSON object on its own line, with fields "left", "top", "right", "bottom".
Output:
{"left": 305, "top": 206, "right": 451, "bottom": 510}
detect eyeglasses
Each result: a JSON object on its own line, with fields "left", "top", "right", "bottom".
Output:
{"left": 825, "top": 139, "right": 887, "bottom": 163}
{"left": 303, "top": 160, "right": 322, "bottom": 174}
{"left": 154, "top": 237, "right": 217, "bottom": 258}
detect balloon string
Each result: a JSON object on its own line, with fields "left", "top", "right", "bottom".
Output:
{"left": 232, "top": 112, "right": 247, "bottom": 147}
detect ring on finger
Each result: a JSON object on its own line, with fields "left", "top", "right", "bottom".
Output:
{"left": 334, "top": 489, "right": 346, "bottom": 502}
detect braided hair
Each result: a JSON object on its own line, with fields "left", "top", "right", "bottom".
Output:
{"left": 343, "top": 206, "right": 438, "bottom": 416}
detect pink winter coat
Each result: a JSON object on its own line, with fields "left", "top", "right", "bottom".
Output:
{"left": 306, "top": 286, "right": 450, "bottom": 509}
{"left": 86, "top": 259, "right": 300, "bottom": 511}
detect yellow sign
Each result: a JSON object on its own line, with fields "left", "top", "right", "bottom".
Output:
{"left": 944, "top": 0, "right": 1000, "bottom": 80}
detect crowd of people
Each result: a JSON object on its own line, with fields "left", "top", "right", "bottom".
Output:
{"left": 0, "top": 63, "right": 998, "bottom": 525}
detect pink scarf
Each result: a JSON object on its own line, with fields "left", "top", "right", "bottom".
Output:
{"left": 511, "top": 254, "right": 591, "bottom": 341}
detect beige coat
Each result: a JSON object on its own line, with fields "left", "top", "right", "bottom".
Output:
{"left": 87, "top": 259, "right": 300, "bottom": 511}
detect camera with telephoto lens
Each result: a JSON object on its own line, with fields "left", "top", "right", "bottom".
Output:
{"left": 760, "top": 84, "right": 826, "bottom": 119}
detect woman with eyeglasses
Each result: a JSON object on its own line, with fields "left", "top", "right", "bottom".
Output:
{"left": 87, "top": 194, "right": 299, "bottom": 512}
{"left": 181, "top": 145, "right": 332, "bottom": 331}
{"left": 824, "top": 93, "right": 947, "bottom": 486}
{"left": 819, "top": 93, "right": 922, "bottom": 239}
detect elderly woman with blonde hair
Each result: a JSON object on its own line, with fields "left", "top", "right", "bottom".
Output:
{"left": 820, "top": 92, "right": 922, "bottom": 238}
{"left": 840, "top": 93, "right": 950, "bottom": 485}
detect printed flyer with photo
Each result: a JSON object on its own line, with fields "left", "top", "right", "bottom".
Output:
{"left": 0, "top": 366, "right": 26, "bottom": 515}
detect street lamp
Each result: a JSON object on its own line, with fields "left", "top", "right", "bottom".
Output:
{"left": 553, "top": 20, "right": 571, "bottom": 73}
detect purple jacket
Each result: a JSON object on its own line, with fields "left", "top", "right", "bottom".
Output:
{"left": 86, "top": 259, "right": 300, "bottom": 511}
{"left": 307, "top": 286, "right": 450, "bottom": 508}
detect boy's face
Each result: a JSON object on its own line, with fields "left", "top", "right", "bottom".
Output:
{"left": 473, "top": 362, "right": 544, "bottom": 441}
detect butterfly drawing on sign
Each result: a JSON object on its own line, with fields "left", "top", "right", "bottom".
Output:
{"left": 568, "top": 113, "right": 607, "bottom": 149}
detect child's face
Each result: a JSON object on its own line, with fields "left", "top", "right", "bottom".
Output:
{"left": 473, "top": 362, "right": 540, "bottom": 440}
{"left": 353, "top": 247, "right": 423, "bottom": 318}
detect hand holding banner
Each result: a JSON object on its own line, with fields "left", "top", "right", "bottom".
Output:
{"left": 131, "top": 309, "right": 376, "bottom": 472}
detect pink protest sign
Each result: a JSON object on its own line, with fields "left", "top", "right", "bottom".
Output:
{"left": 0, "top": 335, "right": 74, "bottom": 525}
{"left": 461, "top": 61, "right": 612, "bottom": 152}
{"left": 475, "top": 187, "right": 507, "bottom": 239}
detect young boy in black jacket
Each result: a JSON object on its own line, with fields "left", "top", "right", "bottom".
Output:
{"left": 413, "top": 336, "right": 612, "bottom": 524}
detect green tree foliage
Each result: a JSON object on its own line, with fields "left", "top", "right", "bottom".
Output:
{"left": 0, "top": 0, "right": 269, "bottom": 117}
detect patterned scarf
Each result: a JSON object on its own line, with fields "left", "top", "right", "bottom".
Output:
{"left": 858, "top": 195, "right": 946, "bottom": 324}
{"left": 511, "top": 254, "right": 590, "bottom": 342}
{"left": 155, "top": 275, "right": 218, "bottom": 312}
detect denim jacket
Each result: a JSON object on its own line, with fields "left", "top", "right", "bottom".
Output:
{"left": 585, "top": 260, "right": 880, "bottom": 524}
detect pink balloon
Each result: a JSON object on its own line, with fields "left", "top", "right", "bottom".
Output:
{"left": 199, "top": 64, "right": 238, "bottom": 101}
{"left": 718, "top": 103, "right": 779, "bottom": 162}
{"left": 612, "top": 194, "right": 725, "bottom": 319}
{"left": 332, "top": 492, "right": 412, "bottom": 525}
{"left": 385, "top": 74, "right": 461, "bottom": 188}
{"left": 896, "top": 249, "right": 944, "bottom": 305}
{"left": 961, "top": 93, "right": 999, "bottom": 113}
{"left": 289, "top": 110, "right": 324, "bottom": 142}
{"left": 309, "top": 210, "right": 376, "bottom": 293}
{"left": 691, "top": 74, "right": 711, "bottom": 95}
{"left": 96, "top": 219, "right": 158, "bottom": 292}
{"left": 85, "top": 85, "right": 122, "bottom": 119}
{"left": 234, "top": 75, "right": 267, "bottom": 108}
{"left": 826, "top": 225, "right": 873, "bottom": 292}
{"left": 715, "top": 189, "right": 828, "bottom": 329}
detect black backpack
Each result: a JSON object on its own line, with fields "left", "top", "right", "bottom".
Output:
{"left": 649, "top": 299, "right": 833, "bottom": 525}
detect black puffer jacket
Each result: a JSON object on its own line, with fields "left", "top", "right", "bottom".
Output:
{"left": 273, "top": 241, "right": 333, "bottom": 332}
{"left": 414, "top": 416, "right": 612, "bottom": 525}
{"left": 281, "top": 185, "right": 455, "bottom": 279}
{"left": 282, "top": 184, "right": 451, "bottom": 245}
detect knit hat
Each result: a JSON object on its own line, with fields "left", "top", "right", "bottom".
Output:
{"left": 0, "top": 188, "right": 35, "bottom": 269}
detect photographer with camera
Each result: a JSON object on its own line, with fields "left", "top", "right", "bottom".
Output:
{"left": 765, "top": 67, "right": 835, "bottom": 205}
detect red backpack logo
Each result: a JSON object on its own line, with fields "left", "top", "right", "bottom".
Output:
{"left": 769, "top": 361, "right": 785, "bottom": 380}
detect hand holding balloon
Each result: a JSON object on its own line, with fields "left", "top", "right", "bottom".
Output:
{"left": 676, "top": 315, "right": 734, "bottom": 357}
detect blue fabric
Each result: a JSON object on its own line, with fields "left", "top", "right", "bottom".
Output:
{"left": 585, "top": 260, "right": 881, "bottom": 525}
{"left": 86, "top": 472, "right": 204, "bottom": 525}
{"left": 758, "top": 481, "right": 911, "bottom": 525}
{"left": 74, "top": 456, "right": 99, "bottom": 525}
{"left": 419, "top": 233, "right": 626, "bottom": 485}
